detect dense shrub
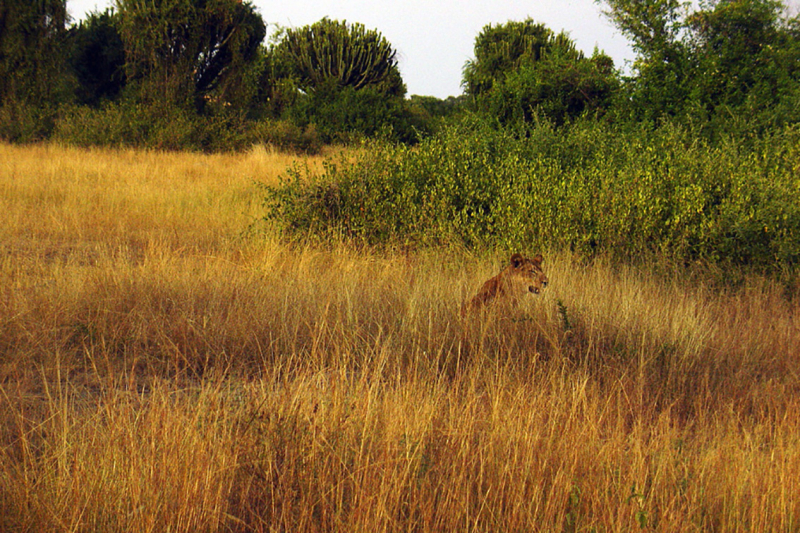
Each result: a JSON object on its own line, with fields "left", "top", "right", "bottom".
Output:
{"left": 264, "top": 117, "right": 800, "bottom": 270}
{"left": 54, "top": 101, "right": 212, "bottom": 151}
{"left": 286, "top": 84, "right": 418, "bottom": 144}
{"left": 0, "top": 101, "right": 61, "bottom": 143}
{"left": 247, "top": 119, "right": 323, "bottom": 154}
{"left": 54, "top": 100, "right": 323, "bottom": 153}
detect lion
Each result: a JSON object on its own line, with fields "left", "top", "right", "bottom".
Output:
{"left": 461, "top": 253, "right": 548, "bottom": 315}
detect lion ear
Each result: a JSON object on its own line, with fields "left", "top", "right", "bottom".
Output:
{"left": 510, "top": 253, "right": 524, "bottom": 268}
{"left": 532, "top": 254, "right": 543, "bottom": 265}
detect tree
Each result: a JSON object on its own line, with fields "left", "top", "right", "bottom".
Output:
{"left": 276, "top": 18, "right": 404, "bottom": 97}
{"left": 463, "top": 19, "right": 619, "bottom": 125}
{"left": 600, "top": 0, "right": 690, "bottom": 119}
{"left": 687, "top": 0, "right": 787, "bottom": 109}
{"left": 269, "top": 18, "right": 413, "bottom": 142}
{"left": 463, "top": 19, "right": 576, "bottom": 97}
{"left": 0, "top": 0, "right": 73, "bottom": 138}
{"left": 486, "top": 48, "right": 619, "bottom": 125}
{"left": 68, "top": 9, "right": 126, "bottom": 106}
{"left": 601, "top": 0, "right": 800, "bottom": 129}
{"left": 115, "top": 0, "right": 266, "bottom": 111}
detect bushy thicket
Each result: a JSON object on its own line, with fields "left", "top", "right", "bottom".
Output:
{"left": 52, "top": 101, "right": 323, "bottom": 153}
{"left": 264, "top": 117, "right": 800, "bottom": 270}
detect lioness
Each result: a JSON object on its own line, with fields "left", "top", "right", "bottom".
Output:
{"left": 462, "top": 253, "right": 548, "bottom": 315}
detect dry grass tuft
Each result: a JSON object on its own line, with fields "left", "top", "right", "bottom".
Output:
{"left": 1, "top": 142, "right": 799, "bottom": 532}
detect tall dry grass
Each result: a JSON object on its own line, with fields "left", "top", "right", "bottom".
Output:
{"left": 1, "top": 142, "right": 799, "bottom": 532}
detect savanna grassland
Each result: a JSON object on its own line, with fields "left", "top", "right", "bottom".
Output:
{"left": 1, "top": 142, "right": 799, "bottom": 532}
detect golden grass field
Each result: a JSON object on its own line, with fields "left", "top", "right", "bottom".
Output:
{"left": 1, "top": 141, "right": 799, "bottom": 532}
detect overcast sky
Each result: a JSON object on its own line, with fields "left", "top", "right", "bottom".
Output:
{"left": 66, "top": 0, "right": 800, "bottom": 99}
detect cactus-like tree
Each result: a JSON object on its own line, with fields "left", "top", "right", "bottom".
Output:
{"left": 278, "top": 18, "right": 404, "bottom": 97}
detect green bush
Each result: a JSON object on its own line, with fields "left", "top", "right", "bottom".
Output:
{"left": 54, "top": 100, "right": 198, "bottom": 150}
{"left": 0, "top": 101, "right": 60, "bottom": 142}
{"left": 54, "top": 100, "right": 325, "bottom": 153}
{"left": 264, "top": 117, "right": 800, "bottom": 270}
{"left": 247, "top": 119, "right": 323, "bottom": 154}
{"left": 286, "top": 84, "right": 417, "bottom": 144}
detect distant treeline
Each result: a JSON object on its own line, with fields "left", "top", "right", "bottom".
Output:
{"left": 2, "top": 0, "right": 800, "bottom": 152}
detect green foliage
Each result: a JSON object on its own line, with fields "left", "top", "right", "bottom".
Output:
{"left": 249, "top": 119, "right": 323, "bottom": 154}
{"left": 463, "top": 19, "right": 578, "bottom": 97}
{"left": 602, "top": 0, "right": 800, "bottom": 131}
{"left": 403, "top": 95, "right": 468, "bottom": 137}
{"left": 277, "top": 17, "right": 404, "bottom": 96}
{"left": 0, "top": 0, "right": 73, "bottom": 140}
{"left": 407, "top": 95, "right": 467, "bottom": 119}
{"left": 264, "top": 18, "right": 415, "bottom": 143}
{"left": 481, "top": 48, "right": 619, "bottom": 126}
{"left": 115, "top": 0, "right": 266, "bottom": 111}
{"left": 600, "top": 0, "right": 689, "bottom": 120}
{"left": 53, "top": 100, "right": 219, "bottom": 151}
{"left": 686, "top": 0, "right": 800, "bottom": 133}
{"left": 264, "top": 117, "right": 800, "bottom": 270}
{"left": 248, "top": 44, "right": 301, "bottom": 119}
{"left": 68, "top": 9, "right": 126, "bottom": 106}
{"left": 464, "top": 20, "right": 619, "bottom": 126}
{"left": 53, "top": 100, "right": 321, "bottom": 153}
{"left": 286, "top": 83, "right": 418, "bottom": 144}
{"left": 4, "top": 0, "right": 800, "bottom": 152}
{"left": 600, "top": 0, "right": 686, "bottom": 59}
{"left": 0, "top": 102, "right": 61, "bottom": 142}
{"left": 0, "top": 0, "right": 72, "bottom": 102}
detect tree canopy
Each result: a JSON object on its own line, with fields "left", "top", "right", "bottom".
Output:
{"left": 69, "top": 9, "right": 126, "bottom": 106}
{"left": 2, "top": 1, "right": 800, "bottom": 149}
{"left": 601, "top": 0, "right": 800, "bottom": 129}
{"left": 115, "top": 0, "right": 266, "bottom": 110}
{"left": 463, "top": 19, "right": 619, "bottom": 125}
{"left": 276, "top": 17, "right": 404, "bottom": 97}
{"left": 463, "top": 19, "right": 578, "bottom": 97}
{"left": 0, "top": 0, "right": 76, "bottom": 140}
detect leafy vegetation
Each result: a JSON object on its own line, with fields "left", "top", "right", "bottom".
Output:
{"left": 277, "top": 17, "right": 404, "bottom": 95}
{"left": 603, "top": 0, "right": 800, "bottom": 133}
{"left": 463, "top": 19, "right": 619, "bottom": 125}
{"left": 0, "top": 0, "right": 73, "bottom": 141}
{"left": 2, "top": 0, "right": 800, "bottom": 272}
{"left": 265, "top": 116, "right": 800, "bottom": 271}
{"left": 2, "top": 0, "right": 800, "bottom": 150}
{"left": 68, "top": 9, "right": 126, "bottom": 106}
{"left": 271, "top": 18, "right": 418, "bottom": 143}
{"left": 116, "top": 0, "right": 266, "bottom": 112}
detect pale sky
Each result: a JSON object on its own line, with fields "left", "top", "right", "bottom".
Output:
{"left": 66, "top": 0, "right": 800, "bottom": 99}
